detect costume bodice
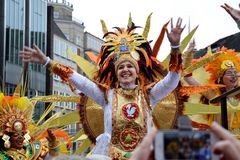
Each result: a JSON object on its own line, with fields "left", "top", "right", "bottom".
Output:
{"left": 109, "top": 87, "right": 149, "bottom": 159}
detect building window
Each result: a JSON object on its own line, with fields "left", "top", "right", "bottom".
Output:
{"left": 59, "top": 92, "right": 64, "bottom": 107}
{"left": 29, "top": 0, "right": 47, "bottom": 73}
{"left": 29, "top": 89, "right": 36, "bottom": 98}
{"left": 54, "top": 38, "right": 61, "bottom": 54}
{"left": 64, "top": 33, "right": 70, "bottom": 40}
{"left": 76, "top": 36, "right": 81, "bottom": 46}
{"left": 71, "top": 102, "right": 75, "bottom": 110}
{"left": 60, "top": 42, "right": 67, "bottom": 57}
{"left": 53, "top": 11, "right": 59, "bottom": 19}
{"left": 53, "top": 90, "right": 58, "bottom": 95}
{"left": 65, "top": 93, "right": 69, "bottom": 108}
{"left": 5, "top": 83, "right": 16, "bottom": 96}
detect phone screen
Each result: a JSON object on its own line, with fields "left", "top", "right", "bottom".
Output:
{"left": 164, "top": 131, "right": 211, "bottom": 160}
{"left": 155, "top": 131, "right": 217, "bottom": 160}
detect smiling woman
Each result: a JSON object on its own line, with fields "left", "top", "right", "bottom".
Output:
{"left": 19, "top": 17, "right": 185, "bottom": 159}
{"left": 222, "top": 68, "right": 238, "bottom": 89}
{"left": 184, "top": 47, "right": 240, "bottom": 131}
{"left": 116, "top": 61, "right": 138, "bottom": 89}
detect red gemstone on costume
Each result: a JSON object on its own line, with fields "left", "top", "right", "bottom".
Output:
{"left": 122, "top": 103, "right": 139, "bottom": 120}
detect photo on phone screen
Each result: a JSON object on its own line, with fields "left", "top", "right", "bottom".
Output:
{"left": 155, "top": 131, "right": 218, "bottom": 160}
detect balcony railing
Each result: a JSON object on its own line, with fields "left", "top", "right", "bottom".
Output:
{"left": 47, "top": 0, "right": 73, "bottom": 9}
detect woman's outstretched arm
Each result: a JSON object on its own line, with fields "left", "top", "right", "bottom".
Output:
{"left": 19, "top": 45, "right": 106, "bottom": 106}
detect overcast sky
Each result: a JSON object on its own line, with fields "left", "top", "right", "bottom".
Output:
{"left": 68, "top": 0, "right": 239, "bottom": 61}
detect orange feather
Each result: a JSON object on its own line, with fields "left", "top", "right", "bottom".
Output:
{"left": 152, "top": 20, "right": 170, "bottom": 57}
{"left": 96, "top": 46, "right": 106, "bottom": 65}
{"left": 35, "top": 130, "right": 72, "bottom": 149}
{"left": 179, "top": 84, "right": 225, "bottom": 96}
{"left": 139, "top": 48, "right": 152, "bottom": 68}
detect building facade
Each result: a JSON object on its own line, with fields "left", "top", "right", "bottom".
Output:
{"left": 0, "top": 0, "right": 104, "bottom": 154}
{"left": 52, "top": 34, "right": 79, "bottom": 134}
{"left": 48, "top": 0, "right": 84, "bottom": 52}
{"left": 84, "top": 32, "right": 104, "bottom": 62}
{"left": 48, "top": 0, "right": 105, "bottom": 153}
{"left": 48, "top": 0, "right": 83, "bottom": 153}
{"left": 0, "top": 0, "right": 48, "bottom": 120}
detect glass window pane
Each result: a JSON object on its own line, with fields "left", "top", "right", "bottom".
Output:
{"left": 6, "top": 0, "right": 10, "bottom": 26}
{"left": 10, "top": 29, "right": 15, "bottom": 62}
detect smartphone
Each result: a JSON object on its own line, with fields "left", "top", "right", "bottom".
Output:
{"left": 154, "top": 130, "right": 219, "bottom": 160}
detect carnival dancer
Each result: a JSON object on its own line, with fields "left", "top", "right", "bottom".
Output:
{"left": 0, "top": 92, "right": 61, "bottom": 159}
{"left": 184, "top": 47, "right": 240, "bottom": 132}
{"left": 19, "top": 18, "right": 185, "bottom": 159}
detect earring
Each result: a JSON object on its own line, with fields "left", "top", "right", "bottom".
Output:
{"left": 116, "top": 81, "right": 119, "bottom": 88}
{"left": 23, "top": 132, "right": 31, "bottom": 146}
{"left": 136, "top": 78, "right": 140, "bottom": 85}
{"left": 2, "top": 134, "right": 11, "bottom": 149}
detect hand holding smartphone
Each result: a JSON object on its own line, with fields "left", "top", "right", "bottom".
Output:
{"left": 154, "top": 130, "right": 219, "bottom": 160}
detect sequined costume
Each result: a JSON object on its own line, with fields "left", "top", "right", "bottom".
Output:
{"left": 0, "top": 81, "right": 71, "bottom": 159}
{"left": 0, "top": 94, "right": 58, "bottom": 160}
{"left": 68, "top": 70, "right": 180, "bottom": 157}
{"left": 46, "top": 16, "right": 184, "bottom": 159}
{"left": 183, "top": 47, "right": 240, "bottom": 133}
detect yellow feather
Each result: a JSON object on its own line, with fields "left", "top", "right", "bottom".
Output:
{"left": 60, "top": 143, "right": 69, "bottom": 154}
{"left": 12, "top": 97, "right": 33, "bottom": 111}
{"left": 37, "top": 110, "right": 80, "bottom": 130}
{"left": 70, "top": 129, "right": 85, "bottom": 142}
{"left": 0, "top": 92, "right": 5, "bottom": 107}
{"left": 184, "top": 102, "right": 240, "bottom": 115}
{"left": 100, "top": 19, "right": 108, "bottom": 34}
{"left": 183, "top": 102, "right": 221, "bottom": 115}
{"left": 127, "top": 12, "right": 132, "bottom": 28}
{"left": 31, "top": 95, "right": 81, "bottom": 103}
{"left": 182, "top": 52, "right": 224, "bottom": 77}
{"left": 74, "top": 138, "right": 92, "bottom": 155}
{"left": 142, "top": 13, "right": 153, "bottom": 39}
{"left": 36, "top": 103, "right": 55, "bottom": 126}
{"left": 67, "top": 50, "right": 98, "bottom": 79}
{"left": 180, "top": 25, "right": 198, "bottom": 52}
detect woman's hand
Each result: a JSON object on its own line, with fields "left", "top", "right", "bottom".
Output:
{"left": 19, "top": 44, "right": 48, "bottom": 65}
{"left": 166, "top": 17, "right": 185, "bottom": 47}
{"left": 221, "top": 3, "right": 240, "bottom": 22}
{"left": 183, "top": 40, "right": 196, "bottom": 70}
{"left": 46, "top": 129, "right": 57, "bottom": 143}
{"left": 186, "top": 39, "right": 196, "bottom": 53}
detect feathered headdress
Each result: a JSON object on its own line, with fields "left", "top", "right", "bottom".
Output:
{"left": 95, "top": 16, "right": 165, "bottom": 89}
{"left": 0, "top": 74, "right": 74, "bottom": 152}
{"left": 0, "top": 90, "right": 33, "bottom": 136}
{"left": 204, "top": 47, "right": 240, "bottom": 84}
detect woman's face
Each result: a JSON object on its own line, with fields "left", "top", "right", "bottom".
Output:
{"left": 9, "top": 132, "right": 25, "bottom": 149}
{"left": 222, "top": 68, "right": 238, "bottom": 88}
{"left": 116, "top": 61, "right": 138, "bottom": 87}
